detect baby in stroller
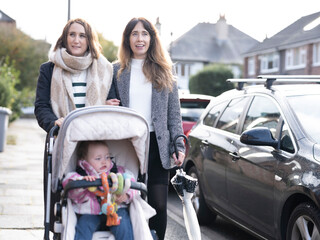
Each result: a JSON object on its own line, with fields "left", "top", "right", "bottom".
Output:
{"left": 62, "top": 140, "right": 136, "bottom": 240}
{"left": 45, "top": 106, "right": 157, "bottom": 240}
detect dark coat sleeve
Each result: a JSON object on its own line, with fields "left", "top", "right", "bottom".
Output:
{"left": 34, "top": 62, "right": 57, "bottom": 133}
{"left": 107, "top": 63, "right": 122, "bottom": 106}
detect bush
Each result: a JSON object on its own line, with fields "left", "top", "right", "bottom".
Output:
{"left": 0, "top": 57, "right": 21, "bottom": 122}
{"left": 189, "top": 64, "right": 234, "bottom": 96}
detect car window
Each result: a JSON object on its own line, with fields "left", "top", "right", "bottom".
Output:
{"left": 203, "top": 102, "right": 227, "bottom": 127}
{"left": 180, "top": 100, "right": 210, "bottom": 109}
{"left": 243, "top": 96, "right": 280, "bottom": 138}
{"left": 180, "top": 99, "right": 211, "bottom": 122}
{"left": 216, "top": 97, "right": 249, "bottom": 134}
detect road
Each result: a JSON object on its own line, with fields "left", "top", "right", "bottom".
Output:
{"left": 167, "top": 187, "right": 260, "bottom": 240}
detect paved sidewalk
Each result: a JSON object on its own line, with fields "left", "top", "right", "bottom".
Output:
{"left": 0, "top": 118, "right": 46, "bottom": 240}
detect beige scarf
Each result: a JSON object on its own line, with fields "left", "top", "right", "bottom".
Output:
{"left": 49, "top": 48, "right": 113, "bottom": 118}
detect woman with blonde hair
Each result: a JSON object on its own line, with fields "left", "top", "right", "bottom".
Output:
{"left": 107, "top": 17, "right": 186, "bottom": 240}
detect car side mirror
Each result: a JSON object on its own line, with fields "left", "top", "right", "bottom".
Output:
{"left": 240, "top": 127, "right": 279, "bottom": 149}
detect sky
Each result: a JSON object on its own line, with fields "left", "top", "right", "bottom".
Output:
{"left": 0, "top": 0, "right": 319, "bottom": 48}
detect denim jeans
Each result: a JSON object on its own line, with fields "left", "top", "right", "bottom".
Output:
{"left": 75, "top": 208, "right": 133, "bottom": 240}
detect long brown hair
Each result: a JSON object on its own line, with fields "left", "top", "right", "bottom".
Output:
{"left": 118, "top": 17, "right": 175, "bottom": 90}
{"left": 53, "top": 18, "right": 102, "bottom": 59}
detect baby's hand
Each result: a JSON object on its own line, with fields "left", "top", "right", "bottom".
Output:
{"left": 115, "top": 193, "right": 129, "bottom": 204}
{"left": 84, "top": 176, "right": 96, "bottom": 181}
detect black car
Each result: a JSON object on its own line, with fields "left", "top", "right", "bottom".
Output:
{"left": 184, "top": 75, "right": 320, "bottom": 240}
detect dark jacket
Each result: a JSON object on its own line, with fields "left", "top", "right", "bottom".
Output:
{"left": 108, "top": 63, "right": 185, "bottom": 169}
{"left": 34, "top": 62, "right": 57, "bottom": 132}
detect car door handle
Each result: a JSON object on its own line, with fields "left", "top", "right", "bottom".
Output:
{"left": 229, "top": 152, "right": 240, "bottom": 161}
{"left": 201, "top": 140, "right": 209, "bottom": 145}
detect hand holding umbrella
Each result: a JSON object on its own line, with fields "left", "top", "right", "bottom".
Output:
{"left": 171, "top": 135, "right": 202, "bottom": 240}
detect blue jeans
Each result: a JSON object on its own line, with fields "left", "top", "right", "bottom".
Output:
{"left": 75, "top": 208, "right": 133, "bottom": 240}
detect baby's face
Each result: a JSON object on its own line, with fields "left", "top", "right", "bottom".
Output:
{"left": 86, "top": 143, "right": 112, "bottom": 174}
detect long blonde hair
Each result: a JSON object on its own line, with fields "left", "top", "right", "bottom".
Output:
{"left": 118, "top": 17, "right": 175, "bottom": 91}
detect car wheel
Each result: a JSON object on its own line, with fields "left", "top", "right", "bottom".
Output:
{"left": 187, "top": 166, "right": 217, "bottom": 225}
{"left": 286, "top": 202, "right": 320, "bottom": 240}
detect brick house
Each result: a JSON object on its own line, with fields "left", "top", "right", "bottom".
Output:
{"left": 243, "top": 11, "right": 320, "bottom": 77}
{"left": 168, "top": 15, "right": 259, "bottom": 91}
{"left": 0, "top": 10, "right": 16, "bottom": 28}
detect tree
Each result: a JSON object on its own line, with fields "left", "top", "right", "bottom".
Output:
{"left": 0, "top": 26, "right": 51, "bottom": 91}
{"left": 0, "top": 57, "right": 21, "bottom": 121}
{"left": 98, "top": 33, "right": 118, "bottom": 62}
{"left": 189, "top": 64, "right": 234, "bottom": 96}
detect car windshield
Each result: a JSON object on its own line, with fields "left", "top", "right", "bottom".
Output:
{"left": 287, "top": 94, "right": 320, "bottom": 143}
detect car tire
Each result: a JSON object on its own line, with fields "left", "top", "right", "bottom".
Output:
{"left": 187, "top": 166, "right": 217, "bottom": 225}
{"left": 286, "top": 202, "right": 320, "bottom": 240}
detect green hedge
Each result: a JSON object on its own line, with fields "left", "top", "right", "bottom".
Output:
{"left": 189, "top": 64, "right": 234, "bottom": 96}
{"left": 0, "top": 57, "right": 21, "bottom": 122}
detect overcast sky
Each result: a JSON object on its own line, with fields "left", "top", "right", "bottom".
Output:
{"left": 1, "top": 0, "right": 319, "bottom": 48}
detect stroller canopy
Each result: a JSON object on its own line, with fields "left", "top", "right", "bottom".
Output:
{"left": 51, "top": 106, "right": 150, "bottom": 192}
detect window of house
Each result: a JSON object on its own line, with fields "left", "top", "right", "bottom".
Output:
{"left": 285, "top": 46, "right": 307, "bottom": 70}
{"left": 181, "top": 64, "right": 185, "bottom": 76}
{"left": 313, "top": 42, "right": 320, "bottom": 66}
{"left": 176, "top": 63, "right": 190, "bottom": 77}
{"left": 260, "top": 53, "right": 279, "bottom": 73}
{"left": 248, "top": 57, "right": 255, "bottom": 76}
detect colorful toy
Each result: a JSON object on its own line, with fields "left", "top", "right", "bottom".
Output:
{"left": 92, "top": 172, "right": 121, "bottom": 226}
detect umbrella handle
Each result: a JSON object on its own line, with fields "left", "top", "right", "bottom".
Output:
{"left": 173, "top": 134, "right": 189, "bottom": 160}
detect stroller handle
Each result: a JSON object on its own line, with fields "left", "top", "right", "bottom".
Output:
{"left": 62, "top": 178, "right": 147, "bottom": 199}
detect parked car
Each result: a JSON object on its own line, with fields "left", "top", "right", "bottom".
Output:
{"left": 183, "top": 75, "right": 320, "bottom": 240}
{"left": 179, "top": 93, "right": 214, "bottom": 136}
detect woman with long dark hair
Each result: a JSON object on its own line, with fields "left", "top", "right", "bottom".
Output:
{"left": 108, "top": 17, "right": 186, "bottom": 240}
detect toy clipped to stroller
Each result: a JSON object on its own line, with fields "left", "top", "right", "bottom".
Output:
{"left": 43, "top": 106, "right": 157, "bottom": 240}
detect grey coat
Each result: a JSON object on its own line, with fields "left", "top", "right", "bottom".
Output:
{"left": 110, "top": 63, "right": 185, "bottom": 169}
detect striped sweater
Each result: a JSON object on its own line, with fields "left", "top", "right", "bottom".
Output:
{"left": 71, "top": 70, "right": 87, "bottom": 108}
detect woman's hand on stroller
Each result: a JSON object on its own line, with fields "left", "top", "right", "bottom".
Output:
{"left": 173, "top": 151, "right": 185, "bottom": 167}
{"left": 55, "top": 117, "right": 64, "bottom": 127}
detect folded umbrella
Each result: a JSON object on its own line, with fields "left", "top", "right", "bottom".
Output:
{"left": 171, "top": 135, "right": 201, "bottom": 240}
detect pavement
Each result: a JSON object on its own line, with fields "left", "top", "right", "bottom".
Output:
{"left": 0, "top": 118, "right": 46, "bottom": 240}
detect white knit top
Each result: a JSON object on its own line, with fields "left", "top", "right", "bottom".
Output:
{"left": 72, "top": 70, "right": 87, "bottom": 108}
{"left": 129, "top": 59, "right": 154, "bottom": 131}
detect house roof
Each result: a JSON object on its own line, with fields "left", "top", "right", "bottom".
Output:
{"left": 0, "top": 10, "right": 15, "bottom": 23}
{"left": 169, "top": 20, "right": 259, "bottom": 64}
{"left": 245, "top": 11, "right": 320, "bottom": 55}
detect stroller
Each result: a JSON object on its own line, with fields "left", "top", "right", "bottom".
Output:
{"left": 43, "top": 105, "right": 156, "bottom": 240}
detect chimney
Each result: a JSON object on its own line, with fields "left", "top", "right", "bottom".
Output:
{"left": 216, "top": 14, "right": 228, "bottom": 42}
{"left": 155, "top": 17, "right": 161, "bottom": 36}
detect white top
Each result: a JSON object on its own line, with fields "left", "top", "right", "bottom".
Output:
{"left": 129, "top": 59, "right": 154, "bottom": 131}
{"left": 72, "top": 70, "right": 87, "bottom": 108}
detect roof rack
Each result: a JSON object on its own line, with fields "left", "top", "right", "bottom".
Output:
{"left": 227, "top": 75, "right": 320, "bottom": 90}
